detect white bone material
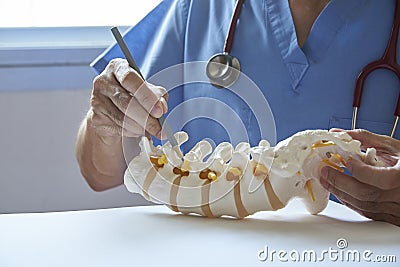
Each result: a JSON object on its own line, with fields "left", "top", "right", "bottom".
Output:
{"left": 124, "top": 130, "right": 382, "bottom": 218}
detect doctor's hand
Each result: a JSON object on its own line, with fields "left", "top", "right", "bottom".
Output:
{"left": 320, "top": 129, "right": 400, "bottom": 227}
{"left": 89, "top": 58, "right": 168, "bottom": 139}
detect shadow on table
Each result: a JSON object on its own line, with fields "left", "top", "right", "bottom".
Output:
{"left": 139, "top": 209, "right": 398, "bottom": 246}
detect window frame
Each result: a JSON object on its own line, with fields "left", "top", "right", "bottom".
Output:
{"left": 0, "top": 26, "right": 129, "bottom": 92}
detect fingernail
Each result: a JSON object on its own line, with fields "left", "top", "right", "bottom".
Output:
{"left": 159, "top": 97, "right": 168, "bottom": 114}
{"left": 150, "top": 105, "right": 162, "bottom": 118}
{"left": 329, "top": 128, "right": 343, "bottom": 133}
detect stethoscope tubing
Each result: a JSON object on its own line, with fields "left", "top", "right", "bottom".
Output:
{"left": 352, "top": 0, "right": 400, "bottom": 137}
{"left": 209, "top": 0, "right": 400, "bottom": 138}
{"left": 224, "top": 0, "right": 246, "bottom": 53}
{"left": 206, "top": 0, "right": 245, "bottom": 88}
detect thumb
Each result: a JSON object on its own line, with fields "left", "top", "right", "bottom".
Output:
{"left": 348, "top": 158, "right": 400, "bottom": 190}
{"left": 331, "top": 128, "right": 395, "bottom": 152}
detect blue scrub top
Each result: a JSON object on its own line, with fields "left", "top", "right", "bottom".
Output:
{"left": 92, "top": 0, "right": 400, "bottom": 152}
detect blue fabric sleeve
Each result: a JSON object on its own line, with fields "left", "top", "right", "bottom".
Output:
{"left": 90, "top": 0, "right": 189, "bottom": 79}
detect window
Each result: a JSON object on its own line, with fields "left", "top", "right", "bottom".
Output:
{"left": 0, "top": 0, "right": 162, "bottom": 91}
{"left": 0, "top": 0, "right": 162, "bottom": 27}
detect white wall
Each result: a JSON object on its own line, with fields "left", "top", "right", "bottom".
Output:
{"left": 0, "top": 89, "right": 151, "bottom": 214}
{"left": 0, "top": 25, "right": 160, "bottom": 214}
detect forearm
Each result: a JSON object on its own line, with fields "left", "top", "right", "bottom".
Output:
{"left": 75, "top": 112, "right": 138, "bottom": 191}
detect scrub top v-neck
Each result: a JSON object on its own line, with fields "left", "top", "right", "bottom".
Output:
{"left": 92, "top": 0, "right": 399, "bottom": 151}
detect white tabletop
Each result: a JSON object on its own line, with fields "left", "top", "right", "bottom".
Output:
{"left": 0, "top": 200, "right": 398, "bottom": 267}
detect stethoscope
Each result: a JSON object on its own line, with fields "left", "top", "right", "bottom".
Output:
{"left": 206, "top": 0, "right": 400, "bottom": 137}
{"left": 206, "top": 0, "right": 244, "bottom": 88}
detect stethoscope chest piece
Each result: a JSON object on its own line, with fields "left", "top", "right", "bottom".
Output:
{"left": 206, "top": 0, "right": 245, "bottom": 89}
{"left": 206, "top": 53, "right": 241, "bottom": 88}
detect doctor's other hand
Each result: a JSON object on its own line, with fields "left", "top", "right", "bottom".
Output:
{"left": 320, "top": 129, "right": 400, "bottom": 227}
{"left": 89, "top": 58, "right": 168, "bottom": 140}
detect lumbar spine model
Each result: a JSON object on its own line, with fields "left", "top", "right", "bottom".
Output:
{"left": 124, "top": 130, "right": 382, "bottom": 218}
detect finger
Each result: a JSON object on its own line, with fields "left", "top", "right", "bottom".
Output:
{"left": 348, "top": 129, "right": 400, "bottom": 152}
{"left": 332, "top": 188, "right": 400, "bottom": 217}
{"left": 135, "top": 83, "right": 168, "bottom": 118}
{"left": 93, "top": 71, "right": 133, "bottom": 113}
{"left": 89, "top": 110, "right": 137, "bottom": 137}
{"left": 334, "top": 129, "right": 400, "bottom": 152}
{"left": 88, "top": 108, "right": 115, "bottom": 135}
{"left": 109, "top": 59, "right": 144, "bottom": 92}
{"left": 100, "top": 125, "right": 138, "bottom": 138}
{"left": 329, "top": 128, "right": 345, "bottom": 132}
{"left": 101, "top": 83, "right": 162, "bottom": 138}
{"left": 92, "top": 95, "right": 148, "bottom": 138}
{"left": 106, "top": 101, "right": 148, "bottom": 137}
{"left": 111, "top": 59, "right": 167, "bottom": 117}
{"left": 348, "top": 158, "right": 400, "bottom": 190}
{"left": 320, "top": 167, "right": 381, "bottom": 202}
{"left": 145, "top": 131, "right": 151, "bottom": 140}
{"left": 124, "top": 97, "right": 162, "bottom": 138}
{"left": 109, "top": 94, "right": 162, "bottom": 138}
{"left": 162, "top": 90, "right": 169, "bottom": 102}
{"left": 339, "top": 198, "right": 400, "bottom": 226}
{"left": 375, "top": 153, "right": 399, "bottom": 167}
{"left": 159, "top": 94, "right": 168, "bottom": 114}
{"left": 92, "top": 70, "right": 157, "bottom": 138}
{"left": 95, "top": 123, "right": 138, "bottom": 138}
{"left": 320, "top": 166, "right": 400, "bottom": 203}
{"left": 379, "top": 186, "right": 400, "bottom": 203}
